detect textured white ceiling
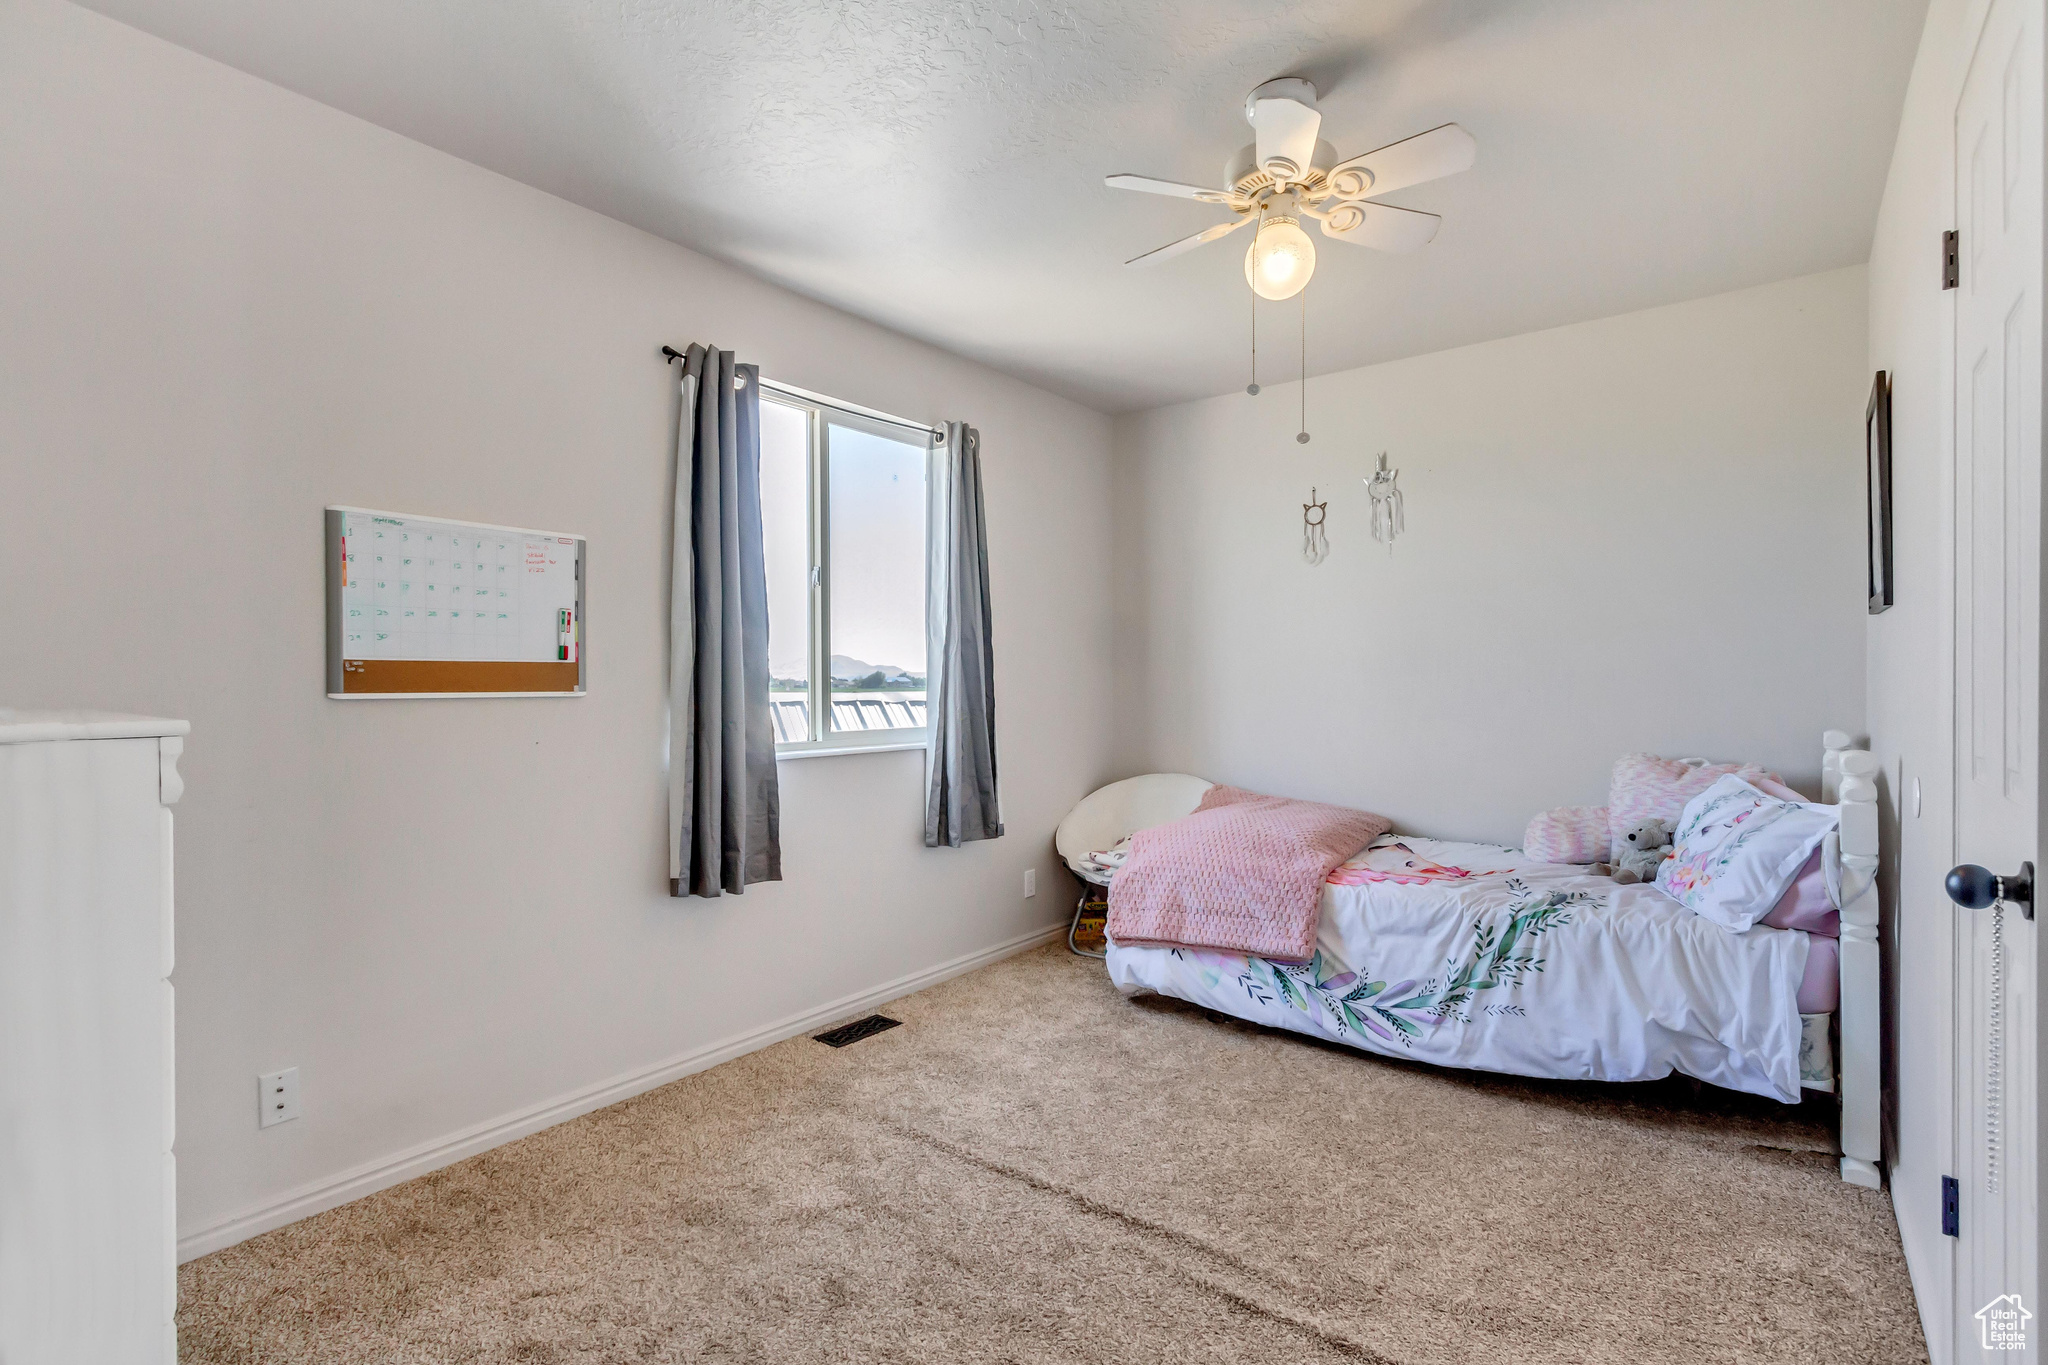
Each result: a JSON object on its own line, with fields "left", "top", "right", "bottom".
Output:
{"left": 78, "top": 0, "right": 1928, "bottom": 412}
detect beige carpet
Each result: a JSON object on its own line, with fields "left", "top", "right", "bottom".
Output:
{"left": 179, "top": 944, "right": 1927, "bottom": 1364}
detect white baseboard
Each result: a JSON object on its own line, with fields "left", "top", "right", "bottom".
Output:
{"left": 177, "top": 922, "right": 1066, "bottom": 1263}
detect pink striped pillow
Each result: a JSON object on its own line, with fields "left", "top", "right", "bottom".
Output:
{"left": 1607, "top": 754, "right": 1776, "bottom": 863}
{"left": 1523, "top": 805, "right": 1610, "bottom": 863}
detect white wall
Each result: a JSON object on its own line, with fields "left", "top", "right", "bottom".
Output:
{"left": 1111, "top": 268, "right": 1871, "bottom": 843}
{"left": 0, "top": 0, "right": 1114, "bottom": 1256}
{"left": 1865, "top": 2, "right": 1976, "bottom": 1358}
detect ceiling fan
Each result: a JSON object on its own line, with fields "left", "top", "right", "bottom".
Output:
{"left": 1106, "top": 78, "right": 1476, "bottom": 300}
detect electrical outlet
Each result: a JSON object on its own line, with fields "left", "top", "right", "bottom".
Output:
{"left": 1024, "top": 868, "right": 1037, "bottom": 898}
{"left": 259, "top": 1067, "right": 301, "bottom": 1129}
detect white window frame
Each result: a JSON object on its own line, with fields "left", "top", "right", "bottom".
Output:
{"left": 761, "top": 379, "right": 933, "bottom": 759}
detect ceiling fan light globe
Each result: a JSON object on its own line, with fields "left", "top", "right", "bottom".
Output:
{"left": 1244, "top": 215, "right": 1315, "bottom": 300}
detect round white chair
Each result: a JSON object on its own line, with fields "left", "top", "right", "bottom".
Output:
{"left": 1054, "top": 773, "right": 1213, "bottom": 956}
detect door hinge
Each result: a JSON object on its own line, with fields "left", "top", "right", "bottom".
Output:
{"left": 1943, "top": 230, "right": 1960, "bottom": 289}
{"left": 1943, "top": 1175, "right": 1960, "bottom": 1236}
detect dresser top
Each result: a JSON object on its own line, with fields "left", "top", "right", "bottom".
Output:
{"left": 0, "top": 710, "right": 191, "bottom": 744}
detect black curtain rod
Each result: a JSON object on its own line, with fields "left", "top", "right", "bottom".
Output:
{"left": 659, "top": 345, "right": 939, "bottom": 440}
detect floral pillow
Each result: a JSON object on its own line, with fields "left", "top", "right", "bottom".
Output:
{"left": 1656, "top": 774, "right": 1839, "bottom": 932}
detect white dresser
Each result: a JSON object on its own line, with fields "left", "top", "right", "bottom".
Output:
{"left": 0, "top": 711, "right": 186, "bottom": 1364}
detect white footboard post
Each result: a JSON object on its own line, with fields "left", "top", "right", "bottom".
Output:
{"left": 1835, "top": 745, "right": 1882, "bottom": 1189}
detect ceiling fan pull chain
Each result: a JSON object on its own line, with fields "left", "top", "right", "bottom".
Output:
{"left": 1247, "top": 286, "right": 1260, "bottom": 396}
{"left": 1296, "top": 289, "right": 1309, "bottom": 444}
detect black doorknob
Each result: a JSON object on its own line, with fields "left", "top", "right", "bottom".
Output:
{"left": 1947, "top": 862, "right": 2035, "bottom": 918}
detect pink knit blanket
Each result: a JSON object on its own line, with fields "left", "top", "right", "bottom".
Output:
{"left": 1105, "top": 785, "right": 1391, "bottom": 963}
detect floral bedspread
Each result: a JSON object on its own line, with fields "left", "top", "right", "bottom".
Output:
{"left": 1105, "top": 835, "right": 1813, "bottom": 1101}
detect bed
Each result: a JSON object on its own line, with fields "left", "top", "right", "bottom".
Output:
{"left": 1065, "top": 732, "right": 1883, "bottom": 1188}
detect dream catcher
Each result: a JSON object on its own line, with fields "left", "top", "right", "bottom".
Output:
{"left": 1301, "top": 486, "right": 1328, "bottom": 565}
{"left": 1366, "top": 452, "right": 1404, "bottom": 550}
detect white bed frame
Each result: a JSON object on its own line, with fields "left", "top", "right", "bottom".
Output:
{"left": 1823, "top": 729, "right": 1882, "bottom": 1189}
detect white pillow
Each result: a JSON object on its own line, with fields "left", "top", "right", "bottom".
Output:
{"left": 1655, "top": 773, "right": 1840, "bottom": 932}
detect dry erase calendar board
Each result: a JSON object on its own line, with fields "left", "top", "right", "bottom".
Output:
{"left": 325, "top": 507, "right": 585, "bottom": 698}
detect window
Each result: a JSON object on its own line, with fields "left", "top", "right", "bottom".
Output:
{"left": 759, "top": 384, "right": 929, "bottom": 754}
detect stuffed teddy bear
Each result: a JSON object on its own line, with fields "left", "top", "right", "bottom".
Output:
{"left": 1611, "top": 818, "right": 1674, "bottom": 884}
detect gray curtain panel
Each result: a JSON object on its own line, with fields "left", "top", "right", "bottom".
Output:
{"left": 925, "top": 421, "right": 1003, "bottom": 847}
{"left": 668, "top": 343, "right": 781, "bottom": 896}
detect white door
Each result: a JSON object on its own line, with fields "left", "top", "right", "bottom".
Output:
{"left": 1952, "top": 0, "right": 2042, "bottom": 1355}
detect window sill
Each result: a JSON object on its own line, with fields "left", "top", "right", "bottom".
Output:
{"left": 776, "top": 739, "right": 929, "bottom": 761}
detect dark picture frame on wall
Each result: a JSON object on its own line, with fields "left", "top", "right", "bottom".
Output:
{"left": 1866, "top": 370, "right": 1893, "bottom": 614}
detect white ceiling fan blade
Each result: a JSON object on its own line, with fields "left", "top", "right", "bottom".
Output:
{"left": 1104, "top": 173, "right": 1235, "bottom": 204}
{"left": 1124, "top": 216, "right": 1252, "bottom": 267}
{"left": 1326, "top": 123, "right": 1477, "bottom": 200}
{"left": 1250, "top": 86, "right": 1322, "bottom": 182}
{"left": 1318, "top": 200, "right": 1442, "bottom": 253}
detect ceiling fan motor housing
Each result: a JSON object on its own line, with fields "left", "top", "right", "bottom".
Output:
{"left": 1226, "top": 139, "right": 1338, "bottom": 198}
{"left": 1245, "top": 78, "right": 1321, "bottom": 182}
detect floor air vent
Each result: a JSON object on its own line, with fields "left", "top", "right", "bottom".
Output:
{"left": 814, "top": 1014, "right": 902, "bottom": 1048}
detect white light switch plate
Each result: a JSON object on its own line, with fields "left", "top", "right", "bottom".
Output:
{"left": 259, "top": 1067, "right": 301, "bottom": 1128}
{"left": 1024, "top": 868, "right": 1037, "bottom": 898}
